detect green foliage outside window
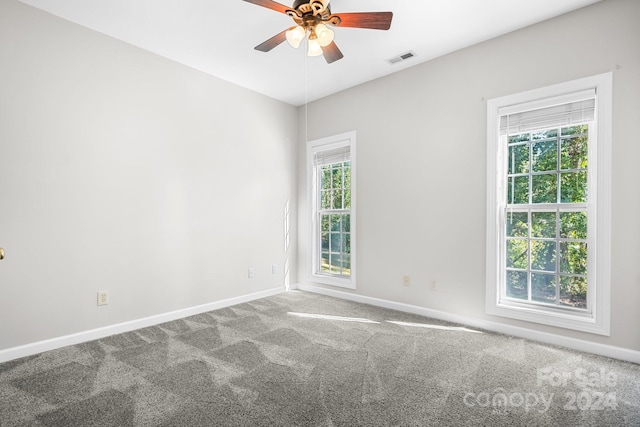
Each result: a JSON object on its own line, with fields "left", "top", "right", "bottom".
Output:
{"left": 505, "top": 125, "right": 588, "bottom": 309}
{"left": 319, "top": 162, "right": 351, "bottom": 277}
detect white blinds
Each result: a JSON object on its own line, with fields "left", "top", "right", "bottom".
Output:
{"left": 313, "top": 145, "right": 350, "bottom": 166}
{"left": 499, "top": 89, "right": 596, "bottom": 135}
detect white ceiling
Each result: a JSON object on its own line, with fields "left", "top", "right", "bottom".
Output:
{"left": 19, "top": 0, "right": 601, "bottom": 106}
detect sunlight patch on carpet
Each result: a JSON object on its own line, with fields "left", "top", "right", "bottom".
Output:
{"left": 287, "top": 312, "right": 380, "bottom": 324}
{"left": 387, "top": 320, "right": 482, "bottom": 333}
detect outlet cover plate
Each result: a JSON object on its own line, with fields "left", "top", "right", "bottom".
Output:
{"left": 97, "top": 291, "right": 109, "bottom": 306}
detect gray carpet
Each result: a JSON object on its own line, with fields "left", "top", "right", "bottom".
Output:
{"left": 1, "top": 291, "right": 638, "bottom": 426}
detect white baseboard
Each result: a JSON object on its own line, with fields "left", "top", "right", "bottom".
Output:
{"left": 297, "top": 283, "right": 640, "bottom": 365}
{"left": 0, "top": 287, "right": 285, "bottom": 364}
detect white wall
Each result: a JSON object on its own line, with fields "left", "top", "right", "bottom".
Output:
{"left": 297, "top": 0, "right": 640, "bottom": 352}
{"left": 0, "top": 0, "right": 298, "bottom": 350}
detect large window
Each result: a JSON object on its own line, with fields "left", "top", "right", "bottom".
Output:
{"left": 308, "top": 132, "right": 356, "bottom": 289}
{"left": 486, "top": 74, "right": 612, "bottom": 335}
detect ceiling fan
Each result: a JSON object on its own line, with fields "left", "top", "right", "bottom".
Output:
{"left": 242, "top": 0, "right": 393, "bottom": 63}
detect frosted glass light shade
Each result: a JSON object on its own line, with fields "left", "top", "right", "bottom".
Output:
{"left": 286, "top": 26, "right": 305, "bottom": 48}
{"left": 315, "top": 24, "right": 334, "bottom": 47}
{"left": 307, "top": 38, "right": 323, "bottom": 57}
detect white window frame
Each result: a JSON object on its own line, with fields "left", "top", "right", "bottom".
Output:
{"left": 486, "top": 73, "right": 612, "bottom": 335}
{"left": 307, "top": 131, "right": 356, "bottom": 289}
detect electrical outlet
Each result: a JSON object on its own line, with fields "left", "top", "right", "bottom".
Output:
{"left": 272, "top": 264, "right": 278, "bottom": 275}
{"left": 403, "top": 275, "right": 410, "bottom": 286}
{"left": 248, "top": 268, "right": 255, "bottom": 278}
{"left": 97, "top": 291, "right": 109, "bottom": 306}
{"left": 430, "top": 280, "right": 438, "bottom": 291}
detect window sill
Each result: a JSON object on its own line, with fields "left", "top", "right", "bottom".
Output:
{"left": 310, "top": 273, "right": 356, "bottom": 289}
{"left": 487, "top": 299, "right": 609, "bottom": 336}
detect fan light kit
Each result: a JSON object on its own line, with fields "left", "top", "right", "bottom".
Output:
{"left": 243, "top": 0, "right": 393, "bottom": 63}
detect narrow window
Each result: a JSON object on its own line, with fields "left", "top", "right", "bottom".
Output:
{"left": 308, "top": 132, "right": 356, "bottom": 289}
{"left": 486, "top": 74, "right": 611, "bottom": 335}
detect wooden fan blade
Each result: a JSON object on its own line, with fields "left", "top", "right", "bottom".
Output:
{"left": 255, "top": 29, "right": 288, "bottom": 52}
{"left": 334, "top": 12, "right": 393, "bottom": 30}
{"left": 242, "top": 0, "right": 292, "bottom": 15}
{"left": 322, "top": 41, "right": 343, "bottom": 64}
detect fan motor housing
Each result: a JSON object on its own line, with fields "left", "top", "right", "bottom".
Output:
{"left": 292, "top": 0, "right": 330, "bottom": 15}
{"left": 292, "top": 0, "right": 311, "bottom": 9}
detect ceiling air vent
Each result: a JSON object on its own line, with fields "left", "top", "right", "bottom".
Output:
{"left": 387, "top": 51, "right": 416, "bottom": 65}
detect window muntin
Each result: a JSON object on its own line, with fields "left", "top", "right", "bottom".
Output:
{"left": 318, "top": 161, "right": 351, "bottom": 277}
{"left": 505, "top": 126, "right": 589, "bottom": 310}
